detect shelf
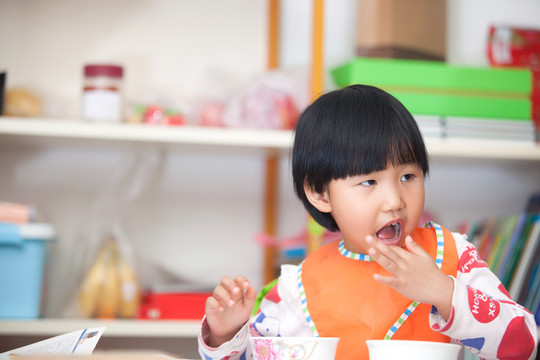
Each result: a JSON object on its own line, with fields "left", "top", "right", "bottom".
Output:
{"left": 0, "top": 118, "right": 294, "bottom": 150}
{"left": 425, "top": 137, "right": 540, "bottom": 160}
{"left": 0, "top": 117, "right": 539, "bottom": 160}
{"left": 0, "top": 319, "right": 200, "bottom": 338}
{"left": 0, "top": 319, "right": 538, "bottom": 341}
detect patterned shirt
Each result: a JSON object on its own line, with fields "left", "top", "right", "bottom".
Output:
{"left": 198, "top": 232, "right": 538, "bottom": 360}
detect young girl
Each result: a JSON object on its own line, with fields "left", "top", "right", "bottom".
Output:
{"left": 198, "top": 85, "right": 538, "bottom": 360}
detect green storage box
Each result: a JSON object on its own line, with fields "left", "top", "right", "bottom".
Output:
{"left": 331, "top": 57, "right": 532, "bottom": 120}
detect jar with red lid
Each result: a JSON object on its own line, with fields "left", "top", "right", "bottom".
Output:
{"left": 82, "top": 64, "right": 123, "bottom": 122}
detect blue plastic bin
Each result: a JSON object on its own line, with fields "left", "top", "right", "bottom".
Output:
{"left": 0, "top": 222, "right": 55, "bottom": 318}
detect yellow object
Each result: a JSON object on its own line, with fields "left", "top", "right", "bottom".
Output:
{"left": 78, "top": 243, "right": 108, "bottom": 318}
{"left": 117, "top": 256, "right": 140, "bottom": 318}
{"left": 4, "top": 88, "right": 42, "bottom": 117}
{"left": 77, "top": 238, "right": 140, "bottom": 318}
{"left": 96, "top": 242, "right": 120, "bottom": 319}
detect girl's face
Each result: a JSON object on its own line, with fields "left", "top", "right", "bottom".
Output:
{"left": 307, "top": 163, "right": 425, "bottom": 254}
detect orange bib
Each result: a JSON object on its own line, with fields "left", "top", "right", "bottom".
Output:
{"left": 300, "top": 224, "right": 458, "bottom": 360}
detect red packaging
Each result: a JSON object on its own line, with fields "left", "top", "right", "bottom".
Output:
{"left": 487, "top": 26, "right": 540, "bottom": 131}
{"left": 138, "top": 292, "right": 211, "bottom": 320}
{"left": 487, "top": 26, "right": 540, "bottom": 69}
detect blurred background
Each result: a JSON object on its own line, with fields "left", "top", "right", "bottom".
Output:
{"left": 0, "top": 0, "right": 539, "bottom": 358}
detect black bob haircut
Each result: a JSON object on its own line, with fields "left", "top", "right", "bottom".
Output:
{"left": 292, "top": 84, "right": 430, "bottom": 232}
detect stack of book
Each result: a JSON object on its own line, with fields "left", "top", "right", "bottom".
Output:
{"left": 460, "top": 193, "right": 540, "bottom": 324}
{"left": 444, "top": 116, "right": 537, "bottom": 142}
{"left": 415, "top": 115, "right": 444, "bottom": 139}
{"left": 332, "top": 57, "right": 540, "bottom": 142}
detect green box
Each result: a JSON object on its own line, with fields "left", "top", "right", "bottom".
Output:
{"left": 331, "top": 57, "right": 532, "bottom": 119}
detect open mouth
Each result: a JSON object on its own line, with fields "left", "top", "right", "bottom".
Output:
{"left": 376, "top": 221, "right": 402, "bottom": 243}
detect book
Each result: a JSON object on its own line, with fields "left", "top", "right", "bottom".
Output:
{"left": 518, "top": 242, "right": 540, "bottom": 306}
{"left": 0, "top": 202, "right": 35, "bottom": 224}
{"left": 487, "top": 216, "right": 516, "bottom": 273}
{"left": 499, "top": 194, "right": 540, "bottom": 287}
{"left": 0, "top": 327, "right": 106, "bottom": 359}
{"left": 497, "top": 212, "right": 529, "bottom": 286}
{"left": 508, "top": 216, "right": 540, "bottom": 299}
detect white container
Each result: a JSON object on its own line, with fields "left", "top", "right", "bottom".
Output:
{"left": 366, "top": 340, "right": 462, "bottom": 360}
{"left": 250, "top": 337, "right": 339, "bottom": 360}
{"left": 82, "top": 64, "right": 123, "bottom": 122}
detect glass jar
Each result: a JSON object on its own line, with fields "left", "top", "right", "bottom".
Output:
{"left": 82, "top": 64, "right": 123, "bottom": 122}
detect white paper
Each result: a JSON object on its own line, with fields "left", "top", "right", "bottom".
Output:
{"left": 0, "top": 327, "right": 106, "bottom": 359}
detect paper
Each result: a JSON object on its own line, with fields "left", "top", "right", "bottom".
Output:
{"left": 0, "top": 327, "right": 106, "bottom": 359}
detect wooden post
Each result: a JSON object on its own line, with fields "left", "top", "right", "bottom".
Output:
{"left": 263, "top": 0, "right": 280, "bottom": 285}
{"left": 311, "top": 0, "right": 324, "bottom": 100}
{"left": 306, "top": 0, "right": 325, "bottom": 254}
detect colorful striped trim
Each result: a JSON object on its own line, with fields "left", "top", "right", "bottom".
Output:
{"left": 338, "top": 239, "right": 373, "bottom": 261}
{"left": 425, "top": 221, "right": 445, "bottom": 269}
{"left": 297, "top": 262, "right": 319, "bottom": 337}
{"left": 383, "top": 222, "right": 445, "bottom": 340}
{"left": 384, "top": 301, "right": 420, "bottom": 339}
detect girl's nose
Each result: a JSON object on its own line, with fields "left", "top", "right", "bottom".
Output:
{"left": 382, "top": 185, "right": 405, "bottom": 212}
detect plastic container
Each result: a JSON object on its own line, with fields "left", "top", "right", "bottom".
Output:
{"left": 82, "top": 64, "right": 123, "bottom": 122}
{"left": 0, "top": 222, "right": 55, "bottom": 318}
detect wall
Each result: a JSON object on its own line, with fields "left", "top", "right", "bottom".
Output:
{"left": 1, "top": 0, "right": 539, "bottom": 321}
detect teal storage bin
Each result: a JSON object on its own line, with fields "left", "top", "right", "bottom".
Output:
{"left": 0, "top": 222, "right": 55, "bottom": 318}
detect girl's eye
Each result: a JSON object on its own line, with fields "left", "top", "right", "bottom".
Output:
{"left": 401, "top": 174, "right": 415, "bottom": 182}
{"left": 360, "top": 179, "right": 377, "bottom": 186}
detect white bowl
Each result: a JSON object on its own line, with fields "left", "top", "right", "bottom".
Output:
{"left": 250, "top": 337, "right": 340, "bottom": 360}
{"left": 366, "top": 340, "right": 462, "bottom": 360}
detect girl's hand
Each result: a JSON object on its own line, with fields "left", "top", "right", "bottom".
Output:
{"left": 366, "top": 235, "right": 454, "bottom": 320}
{"left": 205, "top": 275, "right": 257, "bottom": 347}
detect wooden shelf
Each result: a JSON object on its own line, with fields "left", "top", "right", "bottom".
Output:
{"left": 0, "top": 319, "right": 537, "bottom": 340}
{"left": 0, "top": 319, "right": 200, "bottom": 338}
{"left": 0, "top": 118, "right": 293, "bottom": 150}
{"left": 0, "top": 117, "right": 538, "bottom": 160}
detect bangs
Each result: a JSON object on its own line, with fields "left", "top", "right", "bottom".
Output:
{"left": 337, "top": 114, "right": 428, "bottom": 178}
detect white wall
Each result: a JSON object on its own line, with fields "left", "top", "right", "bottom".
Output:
{"left": 1, "top": 0, "right": 539, "bottom": 319}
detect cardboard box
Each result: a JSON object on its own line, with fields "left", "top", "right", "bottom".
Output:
{"left": 0, "top": 223, "right": 55, "bottom": 318}
{"left": 356, "top": 0, "right": 446, "bottom": 60}
{"left": 331, "top": 57, "right": 533, "bottom": 120}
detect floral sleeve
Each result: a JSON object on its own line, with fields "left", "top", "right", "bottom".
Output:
{"left": 429, "top": 233, "right": 538, "bottom": 360}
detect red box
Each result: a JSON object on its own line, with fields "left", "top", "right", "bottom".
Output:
{"left": 488, "top": 25, "right": 540, "bottom": 131}
{"left": 138, "top": 292, "right": 211, "bottom": 320}
{"left": 487, "top": 26, "right": 540, "bottom": 70}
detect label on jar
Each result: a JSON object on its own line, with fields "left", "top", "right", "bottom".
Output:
{"left": 82, "top": 89, "right": 121, "bottom": 122}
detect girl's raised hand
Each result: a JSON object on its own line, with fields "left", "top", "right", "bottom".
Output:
{"left": 366, "top": 235, "right": 454, "bottom": 320}
{"left": 205, "top": 275, "right": 257, "bottom": 347}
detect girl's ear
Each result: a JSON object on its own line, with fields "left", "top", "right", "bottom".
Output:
{"left": 304, "top": 181, "right": 332, "bottom": 213}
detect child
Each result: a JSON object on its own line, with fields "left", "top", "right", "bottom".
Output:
{"left": 198, "top": 85, "right": 538, "bottom": 360}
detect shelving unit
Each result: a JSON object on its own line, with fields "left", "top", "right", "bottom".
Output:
{"left": 0, "top": 117, "right": 539, "bottom": 160}
{"left": 0, "top": 319, "right": 200, "bottom": 338}
{"left": 0, "top": 118, "right": 294, "bottom": 150}
{"left": 1, "top": 2, "right": 539, "bottom": 352}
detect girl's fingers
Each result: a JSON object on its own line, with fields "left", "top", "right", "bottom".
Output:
{"left": 366, "top": 236, "right": 402, "bottom": 271}
{"left": 404, "top": 236, "right": 429, "bottom": 257}
{"left": 205, "top": 295, "right": 223, "bottom": 313}
{"left": 220, "top": 276, "right": 239, "bottom": 293}
{"left": 244, "top": 285, "right": 258, "bottom": 304}
{"left": 213, "top": 285, "right": 235, "bottom": 308}
{"left": 234, "top": 275, "right": 251, "bottom": 289}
